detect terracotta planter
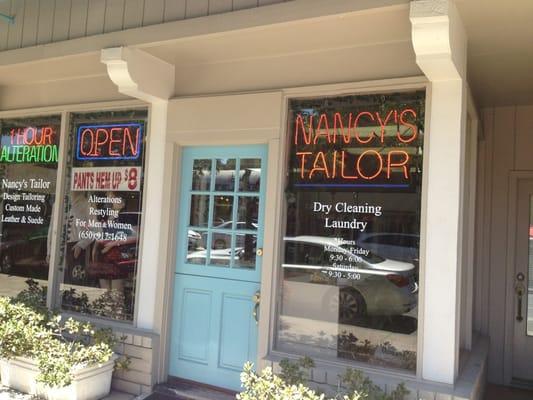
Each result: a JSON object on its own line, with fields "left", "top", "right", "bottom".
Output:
{"left": 0, "top": 355, "right": 115, "bottom": 400}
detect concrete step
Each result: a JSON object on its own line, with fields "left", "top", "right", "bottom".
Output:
{"left": 143, "top": 379, "right": 236, "bottom": 400}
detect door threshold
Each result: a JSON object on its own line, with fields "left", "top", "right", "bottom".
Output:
{"left": 509, "top": 378, "right": 533, "bottom": 391}
{"left": 146, "top": 377, "right": 237, "bottom": 400}
{"left": 485, "top": 383, "right": 533, "bottom": 400}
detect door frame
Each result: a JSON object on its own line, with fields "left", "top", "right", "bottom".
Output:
{"left": 157, "top": 92, "right": 286, "bottom": 384}
{"left": 162, "top": 139, "right": 282, "bottom": 382}
{"left": 503, "top": 171, "right": 533, "bottom": 385}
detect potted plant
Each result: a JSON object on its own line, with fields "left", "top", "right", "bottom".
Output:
{"left": 0, "top": 296, "right": 119, "bottom": 400}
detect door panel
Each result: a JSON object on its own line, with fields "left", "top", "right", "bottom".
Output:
{"left": 170, "top": 274, "right": 260, "bottom": 390}
{"left": 177, "top": 288, "right": 212, "bottom": 364}
{"left": 169, "top": 145, "right": 267, "bottom": 391}
{"left": 511, "top": 179, "right": 533, "bottom": 383}
{"left": 219, "top": 293, "right": 256, "bottom": 371}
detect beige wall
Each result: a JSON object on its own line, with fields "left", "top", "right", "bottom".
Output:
{"left": 0, "top": 1, "right": 419, "bottom": 111}
{"left": 474, "top": 103, "right": 533, "bottom": 383}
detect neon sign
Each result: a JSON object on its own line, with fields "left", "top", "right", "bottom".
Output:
{"left": 76, "top": 123, "right": 142, "bottom": 161}
{"left": 0, "top": 126, "right": 58, "bottom": 163}
{"left": 292, "top": 108, "right": 419, "bottom": 184}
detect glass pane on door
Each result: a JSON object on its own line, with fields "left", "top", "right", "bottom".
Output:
{"left": 186, "top": 157, "right": 263, "bottom": 270}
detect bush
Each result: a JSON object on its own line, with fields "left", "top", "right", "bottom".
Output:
{"left": 238, "top": 358, "right": 409, "bottom": 400}
{"left": 0, "top": 296, "right": 118, "bottom": 388}
{"left": 18, "top": 279, "right": 129, "bottom": 320}
{"left": 238, "top": 362, "right": 336, "bottom": 400}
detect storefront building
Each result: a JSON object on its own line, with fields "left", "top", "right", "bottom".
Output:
{"left": 0, "top": 0, "right": 531, "bottom": 398}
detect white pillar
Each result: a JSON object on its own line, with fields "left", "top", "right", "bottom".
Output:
{"left": 410, "top": 0, "right": 467, "bottom": 384}
{"left": 136, "top": 100, "right": 169, "bottom": 329}
{"left": 101, "top": 47, "right": 175, "bottom": 330}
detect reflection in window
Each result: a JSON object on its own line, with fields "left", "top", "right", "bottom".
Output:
{"left": 213, "top": 196, "right": 233, "bottom": 228}
{"left": 210, "top": 233, "right": 232, "bottom": 266}
{"left": 276, "top": 91, "right": 425, "bottom": 372}
{"left": 215, "top": 159, "right": 236, "bottom": 191}
{"left": 239, "top": 158, "right": 261, "bottom": 192}
{"left": 235, "top": 234, "right": 257, "bottom": 269}
{"left": 238, "top": 197, "right": 259, "bottom": 230}
{"left": 190, "top": 195, "right": 210, "bottom": 227}
{"left": 0, "top": 115, "right": 61, "bottom": 303}
{"left": 192, "top": 159, "right": 211, "bottom": 191}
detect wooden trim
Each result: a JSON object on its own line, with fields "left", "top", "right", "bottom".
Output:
{"left": 0, "top": 99, "right": 144, "bottom": 118}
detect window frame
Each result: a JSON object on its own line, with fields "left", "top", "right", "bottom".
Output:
{"left": 265, "top": 79, "right": 431, "bottom": 381}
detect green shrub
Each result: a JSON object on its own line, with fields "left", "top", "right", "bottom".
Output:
{"left": 340, "top": 369, "right": 409, "bottom": 400}
{"left": 238, "top": 358, "right": 409, "bottom": 400}
{"left": 278, "top": 356, "right": 315, "bottom": 385}
{"left": 0, "top": 296, "right": 119, "bottom": 388}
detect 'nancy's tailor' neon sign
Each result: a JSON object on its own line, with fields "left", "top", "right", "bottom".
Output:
{"left": 76, "top": 123, "right": 142, "bottom": 161}
{"left": 292, "top": 108, "right": 419, "bottom": 182}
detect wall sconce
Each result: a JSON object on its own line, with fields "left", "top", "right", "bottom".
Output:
{"left": 0, "top": 13, "right": 14, "bottom": 24}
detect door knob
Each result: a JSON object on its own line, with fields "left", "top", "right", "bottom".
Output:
{"left": 515, "top": 276, "right": 525, "bottom": 322}
{"left": 252, "top": 291, "right": 260, "bottom": 324}
{"left": 256, "top": 248, "right": 263, "bottom": 257}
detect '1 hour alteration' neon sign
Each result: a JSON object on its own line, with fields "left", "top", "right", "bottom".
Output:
{"left": 0, "top": 126, "right": 58, "bottom": 163}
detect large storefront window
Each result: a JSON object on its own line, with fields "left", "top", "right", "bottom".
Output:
{"left": 59, "top": 110, "right": 147, "bottom": 321}
{"left": 276, "top": 91, "right": 425, "bottom": 372}
{"left": 0, "top": 115, "right": 61, "bottom": 299}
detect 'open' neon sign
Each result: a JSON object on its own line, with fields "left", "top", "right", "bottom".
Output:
{"left": 76, "top": 123, "right": 142, "bottom": 161}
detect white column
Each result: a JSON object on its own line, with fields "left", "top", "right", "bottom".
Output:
{"left": 136, "top": 100, "right": 169, "bottom": 329}
{"left": 410, "top": 0, "right": 468, "bottom": 384}
{"left": 101, "top": 47, "right": 175, "bottom": 330}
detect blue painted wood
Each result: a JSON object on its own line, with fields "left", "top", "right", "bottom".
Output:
{"left": 169, "top": 144, "right": 268, "bottom": 391}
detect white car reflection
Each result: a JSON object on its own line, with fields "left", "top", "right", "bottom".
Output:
{"left": 187, "top": 247, "right": 256, "bottom": 267}
{"left": 204, "top": 222, "right": 258, "bottom": 250}
{"left": 188, "top": 230, "right": 202, "bottom": 250}
{"left": 282, "top": 236, "right": 418, "bottom": 323}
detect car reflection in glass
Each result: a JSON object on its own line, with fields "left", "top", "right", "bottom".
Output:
{"left": 356, "top": 232, "right": 419, "bottom": 265}
{"left": 0, "top": 227, "right": 48, "bottom": 277}
{"left": 188, "top": 229, "right": 202, "bottom": 250}
{"left": 187, "top": 232, "right": 257, "bottom": 267}
{"left": 82, "top": 212, "right": 140, "bottom": 284}
{"left": 356, "top": 232, "right": 420, "bottom": 285}
{"left": 282, "top": 236, "right": 418, "bottom": 325}
{"left": 204, "top": 221, "right": 258, "bottom": 250}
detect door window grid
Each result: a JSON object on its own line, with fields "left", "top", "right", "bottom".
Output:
{"left": 187, "top": 157, "right": 261, "bottom": 269}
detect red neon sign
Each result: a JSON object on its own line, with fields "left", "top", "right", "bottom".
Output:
{"left": 292, "top": 108, "right": 418, "bottom": 183}
{"left": 76, "top": 123, "right": 142, "bottom": 161}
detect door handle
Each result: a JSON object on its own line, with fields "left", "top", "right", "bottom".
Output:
{"left": 516, "top": 273, "right": 525, "bottom": 322}
{"left": 252, "top": 291, "right": 260, "bottom": 325}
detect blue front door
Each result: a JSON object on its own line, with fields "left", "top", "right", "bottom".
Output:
{"left": 169, "top": 145, "right": 268, "bottom": 391}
